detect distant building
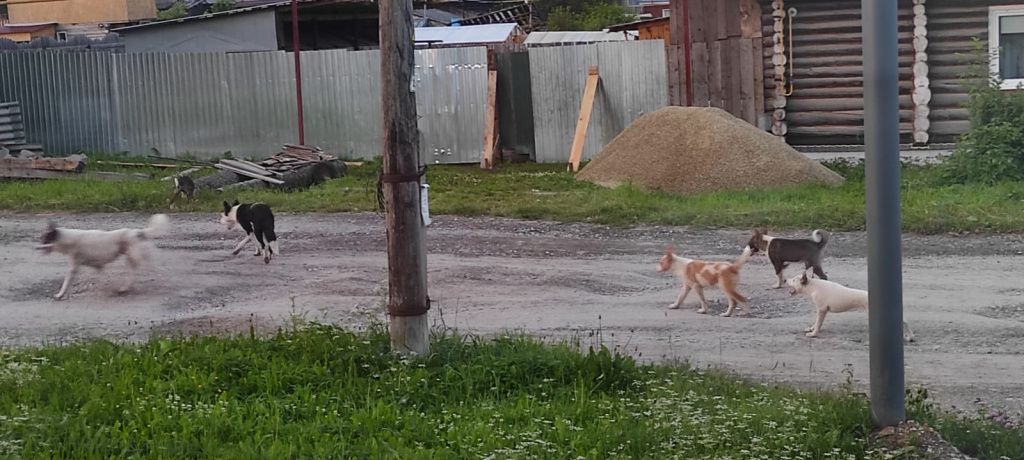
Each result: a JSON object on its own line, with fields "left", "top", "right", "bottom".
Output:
{"left": 114, "top": 0, "right": 378, "bottom": 53}
{"left": 0, "top": 22, "right": 57, "bottom": 43}
{"left": 414, "top": 23, "right": 525, "bottom": 51}
{"left": 7, "top": 0, "right": 156, "bottom": 40}
{"left": 607, "top": 17, "right": 670, "bottom": 45}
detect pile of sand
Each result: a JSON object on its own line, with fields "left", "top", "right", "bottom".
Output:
{"left": 576, "top": 107, "right": 844, "bottom": 195}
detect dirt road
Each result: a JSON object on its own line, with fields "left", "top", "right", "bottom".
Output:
{"left": 2, "top": 213, "right": 1023, "bottom": 415}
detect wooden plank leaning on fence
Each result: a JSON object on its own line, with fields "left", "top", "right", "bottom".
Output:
{"left": 567, "top": 66, "right": 600, "bottom": 173}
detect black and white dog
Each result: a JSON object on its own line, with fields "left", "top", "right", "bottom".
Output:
{"left": 747, "top": 228, "right": 830, "bottom": 289}
{"left": 221, "top": 200, "right": 279, "bottom": 264}
{"left": 36, "top": 214, "right": 170, "bottom": 300}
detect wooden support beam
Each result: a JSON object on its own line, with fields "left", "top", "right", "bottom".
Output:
{"left": 567, "top": 66, "right": 600, "bottom": 173}
{"left": 480, "top": 69, "right": 499, "bottom": 169}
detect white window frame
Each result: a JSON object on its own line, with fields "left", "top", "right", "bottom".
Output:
{"left": 661, "top": 8, "right": 670, "bottom": 18}
{"left": 56, "top": 31, "right": 68, "bottom": 41}
{"left": 989, "top": 6, "right": 1024, "bottom": 90}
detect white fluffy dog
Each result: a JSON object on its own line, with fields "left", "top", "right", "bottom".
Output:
{"left": 786, "top": 271, "right": 915, "bottom": 342}
{"left": 36, "top": 214, "right": 170, "bottom": 300}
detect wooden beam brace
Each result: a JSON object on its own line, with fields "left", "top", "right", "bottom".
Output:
{"left": 567, "top": 66, "right": 600, "bottom": 173}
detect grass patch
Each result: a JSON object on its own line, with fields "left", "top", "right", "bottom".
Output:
{"left": 0, "top": 325, "right": 1019, "bottom": 459}
{"left": 0, "top": 325, "right": 916, "bottom": 458}
{"left": 4, "top": 154, "right": 1024, "bottom": 233}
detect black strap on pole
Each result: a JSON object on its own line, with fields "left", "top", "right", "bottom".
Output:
{"left": 377, "top": 165, "right": 427, "bottom": 214}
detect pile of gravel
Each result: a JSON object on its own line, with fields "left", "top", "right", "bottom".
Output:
{"left": 576, "top": 107, "right": 844, "bottom": 195}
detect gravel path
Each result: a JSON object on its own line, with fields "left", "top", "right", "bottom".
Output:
{"left": 2, "top": 212, "right": 1023, "bottom": 415}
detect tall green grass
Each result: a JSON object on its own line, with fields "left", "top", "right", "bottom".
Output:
{"left": 3, "top": 155, "right": 1024, "bottom": 233}
{"left": 0, "top": 325, "right": 873, "bottom": 459}
{"left": 1, "top": 325, "right": 1020, "bottom": 459}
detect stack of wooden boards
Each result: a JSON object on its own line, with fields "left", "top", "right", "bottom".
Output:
{"left": 0, "top": 153, "right": 87, "bottom": 179}
{"left": 195, "top": 144, "right": 347, "bottom": 191}
{"left": 0, "top": 101, "right": 44, "bottom": 157}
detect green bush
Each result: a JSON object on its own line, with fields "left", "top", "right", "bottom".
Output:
{"left": 940, "top": 39, "right": 1024, "bottom": 184}
{"left": 157, "top": 1, "right": 187, "bottom": 20}
{"left": 210, "top": 0, "right": 236, "bottom": 13}
{"left": 542, "top": 0, "right": 631, "bottom": 31}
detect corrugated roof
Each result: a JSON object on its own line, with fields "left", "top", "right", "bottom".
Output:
{"left": 524, "top": 31, "right": 628, "bottom": 45}
{"left": 414, "top": 23, "right": 519, "bottom": 45}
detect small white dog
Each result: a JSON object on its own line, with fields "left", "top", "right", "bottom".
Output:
{"left": 786, "top": 271, "right": 915, "bottom": 342}
{"left": 35, "top": 214, "right": 170, "bottom": 300}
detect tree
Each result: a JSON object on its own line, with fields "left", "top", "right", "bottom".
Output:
{"left": 210, "top": 0, "right": 237, "bottom": 13}
{"left": 157, "top": 1, "right": 187, "bottom": 20}
{"left": 540, "top": 0, "right": 631, "bottom": 31}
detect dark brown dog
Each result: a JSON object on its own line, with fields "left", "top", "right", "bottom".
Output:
{"left": 747, "top": 228, "right": 829, "bottom": 289}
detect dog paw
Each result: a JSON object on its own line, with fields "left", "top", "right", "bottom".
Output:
{"left": 805, "top": 331, "right": 819, "bottom": 338}
{"left": 264, "top": 255, "right": 271, "bottom": 264}
{"left": 696, "top": 308, "right": 708, "bottom": 314}
{"left": 231, "top": 249, "right": 242, "bottom": 256}
{"left": 803, "top": 326, "right": 814, "bottom": 333}
{"left": 667, "top": 303, "right": 680, "bottom": 310}
{"left": 54, "top": 293, "right": 68, "bottom": 301}
{"left": 719, "top": 312, "right": 732, "bottom": 317}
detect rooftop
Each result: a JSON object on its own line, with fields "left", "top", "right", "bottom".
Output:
{"left": 414, "top": 23, "right": 520, "bottom": 45}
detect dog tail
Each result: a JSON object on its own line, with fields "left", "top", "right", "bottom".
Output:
{"left": 730, "top": 246, "right": 753, "bottom": 272}
{"left": 812, "top": 229, "right": 830, "bottom": 247}
{"left": 143, "top": 214, "right": 170, "bottom": 238}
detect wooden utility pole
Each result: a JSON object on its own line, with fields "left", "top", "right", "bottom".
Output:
{"left": 380, "top": 0, "right": 430, "bottom": 355}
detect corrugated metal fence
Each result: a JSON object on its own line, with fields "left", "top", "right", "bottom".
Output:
{"left": 0, "top": 41, "right": 668, "bottom": 163}
{"left": 529, "top": 40, "right": 668, "bottom": 163}
{"left": 0, "top": 47, "right": 488, "bottom": 162}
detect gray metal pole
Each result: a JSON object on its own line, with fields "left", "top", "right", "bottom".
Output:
{"left": 862, "top": 0, "right": 905, "bottom": 427}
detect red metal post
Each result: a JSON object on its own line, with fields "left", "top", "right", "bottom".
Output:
{"left": 292, "top": 0, "right": 305, "bottom": 145}
{"left": 681, "top": 0, "right": 693, "bottom": 106}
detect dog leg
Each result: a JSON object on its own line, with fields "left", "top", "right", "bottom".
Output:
{"left": 231, "top": 234, "right": 252, "bottom": 255}
{"left": 253, "top": 231, "right": 269, "bottom": 262}
{"left": 811, "top": 264, "right": 828, "bottom": 280}
{"left": 805, "top": 309, "right": 828, "bottom": 337}
{"left": 721, "top": 299, "right": 736, "bottom": 317}
{"left": 54, "top": 264, "right": 79, "bottom": 300}
{"left": 668, "top": 284, "right": 691, "bottom": 310}
{"left": 769, "top": 269, "right": 785, "bottom": 290}
{"left": 118, "top": 249, "right": 143, "bottom": 294}
{"left": 694, "top": 286, "right": 709, "bottom": 314}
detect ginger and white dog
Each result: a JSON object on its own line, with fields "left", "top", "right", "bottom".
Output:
{"left": 35, "top": 214, "right": 170, "bottom": 300}
{"left": 786, "top": 271, "right": 915, "bottom": 341}
{"left": 657, "top": 246, "right": 753, "bottom": 317}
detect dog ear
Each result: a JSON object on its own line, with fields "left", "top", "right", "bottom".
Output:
{"left": 46, "top": 221, "right": 56, "bottom": 231}
{"left": 665, "top": 245, "right": 674, "bottom": 255}
{"left": 222, "top": 201, "right": 231, "bottom": 214}
{"left": 232, "top": 199, "right": 239, "bottom": 207}
{"left": 800, "top": 273, "right": 809, "bottom": 285}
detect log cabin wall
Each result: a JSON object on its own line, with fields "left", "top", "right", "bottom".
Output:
{"left": 758, "top": 0, "right": 917, "bottom": 145}
{"left": 684, "top": 0, "right": 766, "bottom": 126}
{"left": 752, "top": 0, "right": 1024, "bottom": 146}
{"left": 927, "top": 0, "right": 1021, "bottom": 143}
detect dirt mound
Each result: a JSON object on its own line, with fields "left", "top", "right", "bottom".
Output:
{"left": 577, "top": 107, "right": 844, "bottom": 195}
